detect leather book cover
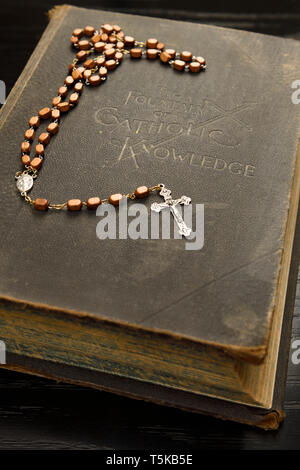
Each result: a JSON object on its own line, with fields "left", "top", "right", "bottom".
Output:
{"left": 0, "top": 5, "right": 299, "bottom": 428}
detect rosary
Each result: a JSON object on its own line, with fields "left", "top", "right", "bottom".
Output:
{"left": 15, "top": 23, "right": 206, "bottom": 236}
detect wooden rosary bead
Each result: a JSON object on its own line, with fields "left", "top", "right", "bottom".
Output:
{"left": 89, "top": 75, "right": 102, "bottom": 86}
{"left": 31, "top": 157, "right": 43, "bottom": 169}
{"left": 58, "top": 85, "right": 68, "bottom": 97}
{"left": 124, "top": 36, "right": 135, "bottom": 47}
{"left": 86, "top": 197, "right": 101, "bottom": 209}
{"left": 72, "top": 68, "right": 83, "bottom": 80}
{"left": 21, "top": 155, "right": 31, "bottom": 166}
{"left": 34, "top": 198, "right": 49, "bottom": 211}
{"left": 69, "top": 92, "right": 79, "bottom": 105}
{"left": 105, "top": 59, "right": 117, "bottom": 70}
{"left": 146, "top": 38, "right": 158, "bottom": 48}
{"left": 94, "top": 41, "right": 105, "bottom": 52}
{"left": 47, "top": 122, "right": 59, "bottom": 135}
{"left": 29, "top": 116, "right": 40, "bottom": 128}
{"left": 57, "top": 102, "right": 70, "bottom": 112}
{"left": 70, "top": 36, "right": 78, "bottom": 45}
{"left": 21, "top": 141, "right": 31, "bottom": 153}
{"left": 77, "top": 66, "right": 85, "bottom": 75}
{"left": 52, "top": 96, "right": 62, "bottom": 107}
{"left": 115, "top": 51, "right": 123, "bottom": 62}
{"left": 76, "top": 50, "right": 88, "bottom": 61}
{"left": 99, "top": 67, "right": 107, "bottom": 78}
{"left": 78, "top": 39, "right": 90, "bottom": 50}
{"left": 38, "top": 107, "right": 51, "bottom": 119}
{"left": 100, "top": 33, "right": 109, "bottom": 42}
{"left": 157, "top": 42, "right": 165, "bottom": 50}
{"left": 135, "top": 186, "right": 149, "bottom": 198}
{"left": 116, "top": 41, "right": 124, "bottom": 49}
{"left": 67, "top": 199, "right": 82, "bottom": 211}
{"left": 146, "top": 49, "right": 159, "bottom": 59}
{"left": 64, "top": 75, "right": 74, "bottom": 87}
{"left": 38, "top": 132, "right": 50, "bottom": 145}
{"left": 74, "top": 82, "right": 84, "bottom": 93}
{"left": 130, "top": 48, "right": 142, "bottom": 58}
{"left": 104, "top": 48, "right": 116, "bottom": 59}
{"left": 180, "top": 51, "right": 192, "bottom": 61}
{"left": 108, "top": 35, "right": 117, "bottom": 44}
{"left": 160, "top": 51, "right": 172, "bottom": 63}
{"left": 102, "top": 24, "right": 113, "bottom": 34}
{"left": 73, "top": 28, "right": 83, "bottom": 38}
{"left": 84, "top": 25, "right": 95, "bottom": 36}
{"left": 117, "top": 31, "right": 125, "bottom": 39}
{"left": 109, "top": 193, "right": 123, "bottom": 206}
{"left": 24, "top": 128, "right": 35, "bottom": 141}
{"left": 173, "top": 59, "right": 186, "bottom": 71}
{"left": 51, "top": 109, "right": 60, "bottom": 120}
{"left": 165, "top": 48, "right": 176, "bottom": 59}
{"left": 91, "top": 34, "right": 101, "bottom": 44}
{"left": 83, "top": 58, "right": 95, "bottom": 69}
{"left": 35, "top": 144, "right": 44, "bottom": 156}
{"left": 83, "top": 69, "right": 92, "bottom": 80}
{"left": 189, "top": 61, "right": 201, "bottom": 73}
{"left": 195, "top": 56, "right": 206, "bottom": 66}
{"left": 113, "top": 25, "right": 121, "bottom": 33}
{"left": 96, "top": 56, "right": 106, "bottom": 66}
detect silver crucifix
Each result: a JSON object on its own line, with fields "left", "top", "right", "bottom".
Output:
{"left": 151, "top": 184, "right": 192, "bottom": 237}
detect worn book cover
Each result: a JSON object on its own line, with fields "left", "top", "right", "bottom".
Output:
{"left": 0, "top": 5, "right": 299, "bottom": 429}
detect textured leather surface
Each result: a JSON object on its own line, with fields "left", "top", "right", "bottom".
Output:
{"left": 0, "top": 6, "right": 299, "bottom": 349}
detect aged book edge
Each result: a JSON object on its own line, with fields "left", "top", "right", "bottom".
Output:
{"left": 0, "top": 4, "right": 299, "bottom": 364}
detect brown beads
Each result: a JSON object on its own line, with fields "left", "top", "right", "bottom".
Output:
{"left": 24, "top": 128, "right": 35, "bottom": 141}
{"left": 173, "top": 59, "right": 185, "bottom": 71}
{"left": 146, "top": 38, "right": 158, "bottom": 48}
{"left": 99, "top": 67, "right": 107, "bottom": 78}
{"left": 76, "top": 50, "right": 88, "bottom": 61}
{"left": 135, "top": 186, "right": 149, "bottom": 198}
{"left": 34, "top": 198, "right": 49, "bottom": 211}
{"left": 124, "top": 36, "right": 135, "bottom": 47}
{"left": 130, "top": 48, "right": 142, "bottom": 58}
{"left": 115, "top": 51, "right": 123, "bottom": 62}
{"left": 195, "top": 56, "right": 206, "bottom": 66}
{"left": 157, "top": 42, "right": 165, "bottom": 50}
{"left": 74, "top": 82, "right": 84, "bottom": 93}
{"left": 38, "top": 107, "right": 51, "bottom": 119}
{"left": 52, "top": 96, "right": 61, "bottom": 107}
{"left": 69, "top": 93, "right": 79, "bottom": 105}
{"left": 84, "top": 25, "right": 95, "bottom": 36}
{"left": 189, "top": 61, "right": 201, "bottom": 73}
{"left": 109, "top": 193, "right": 123, "bottom": 206}
{"left": 64, "top": 75, "right": 74, "bottom": 87}
{"left": 38, "top": 133, "right": 50, "bottom": 145}
{"left": 84, "top": 58, "right": 95, "bottom": 69}
{"left": 104, "top": 48, "right": 115, "bottom": 59}
{"left": 165, "top": 49, "right": 176, "bottom": 59}
{"left": 67, "top": 199, "right": 82, "bottom": 211}
{"left": 29, "top": 116, "right": 40, "bottom": 128}
{"left": 35, "top": 144, "right": 44, "bottom": 156}
{"left": 47, "top": 122, "right": 59, "bottom": 135}
{"left": 160, "top": 51, "right": 171, "bottom": 63}
{"left": 96, "top": 56, "right": 106, "bottom": 67}
{"left": 105, "top": 60, "right": 117, "bottom": 70}
{"left": 51, "top": 109, "right": 60, "bottom": 120}
{"left": 73, "top": 28, "right": 83, "bottom": 38}
{"left": 78, "top": 39, "right": 90, "bottom": 50}
{"left": 21, "top": 155, "right": 31, "bottom": 166}
{"left": 31, "top": 157, "right": 43, "bottom": 169}
{"left": 86, "top": 197, "right": 101, "bottom": 209}
{"left": 89, "top": 75, "right": 101, "bottom": 86}
{"left": 91, "top": 34, "right": 101, "bottom": 44}
{"left": 72, "top": 68, "right": 83, "bottom": 80}
{"left": 21, "top": 141, "right": 31, "bottom": 153}
{"left": 57, "top": 102, "right": 70, "bottom": 112}
{"left": 94, "top": 41, "right": 105, "bottom": 52}
{"left": 180, "top": 51, "right": 192, "bottom": 61}
{"left": 102, "top": 24, "right": 113, "bottom": 34}
{"left": 146, "top": 49, "right": 158, "bottom": 60}
{"left": 58, "top": 85, "right": 68, "bottom": 97}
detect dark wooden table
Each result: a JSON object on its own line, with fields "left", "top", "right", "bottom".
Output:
{"left": 0, "top": 0, "right": 299, "bottom": 450}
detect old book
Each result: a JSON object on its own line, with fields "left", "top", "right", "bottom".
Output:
{"left": 0, "top": 5, "right": 299, "bottom": 429}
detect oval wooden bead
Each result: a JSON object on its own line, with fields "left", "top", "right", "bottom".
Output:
{"left": 86, "top": 197, "right": 101, "bottom": 209}
{"left": 38, "top": 107, "right": 51, "bottom": 119}
{"left": 58, "top": 85, "right": 68, "bottom": 97}
{"left": 38, "top": 132, "right": 50, "bottom": 145}
{"left": 89, "top": 75, "right": 101, "bottom": 86}
{"left": 31, "top": 157, "right": 43, "bottom": 169}
{"left": 109, "top": 193, "right": 123, "bottom": 206}
{"left": 157, "top": 42, "right": 165, "bottom": 50}
{"left": 51, "top": 109, "right": 60, "bottom": 120}
{"left": 135, "top": 186, "right": 149, "bottom": 198}
{"left": 70, "top": 36, "right": 78, "bottom": 45}
{"left": 108, "top": 35, "right": 117, "bottom": 44}
{"left": 99, "top": 66, "right": 107, "bottom": 78}
{"left": 146, "top": 38, "right": 158, "bottom": 48}
{"left": 57, "top": 102, "right": 70, "bottom": 112}
{"left": 73, "top": 28, "right": 83, "bottom": 38}
{"left": 189, "top": 61, "right": 201, "bottom": 72}
{"left": 104, "top": 48, "right": 115, "bottom": 59}
{"left": 29, "top": 116, "right": 40, "bottom": 128}
{"left": 52, "top": 96, "right": 62, "bottom": 107}
{"left": 96, "top": 56, "right": 106, "bottom": 67}
{"left": 69, "top": 92, "right": 79, "bottom": 105}
{"left": 72, "top": 68, "right": 83, "bottom": 80}
{"left": 102, "top": 24, "right": 113, "bottom": 34}
{"left": 113, "top": 25, "right": 121, "bottom": 33}
{"left": 115, "top": 51, "right": 123, "bottom": 62}
{"left": 34, "top": 198, "right": 49, "bottom": 211}
{"left": 146, "top": 49, "right": 158, "bottom": 59}
{"left": 78, "top": 39, "right": 90, "bottom": 50}
{"left": 165, "top": 49, "right": 176, "bottom": 59}
{"left": 84, "top": 25, "right": 95, "bottom": 36}
{"left": 24, "top": 128, "right": 35, "bottom": 141}
{"left": 64, "top": 76, "right": 74, "bottom": 87}
{"left": 160, "top": 51, "right": 171, "bottom": 63}
{"left": 116, "top": 41, "right": 124, "bottom": 49}
{"left": 130, "top": 48, "right": 142, "bottom": 58}
{"left": 94, "top": 41, "right": 105, "bottom": 52}
{"left": 195, "top": 56, "right": 206, "bottom": 66}
{"left": 117, "top": 31, "right": 125, "bottom": 39}
{"left": 74, "top": 82, "right": 84, "bottom": 93}
{"left": 105, "top": 59, "right": 117, "bottom": 70}
{"left": 124, "top": 36, "right": 135, "bottom": 47}
{"left": 21, "top": 155, "right": 31, "bottom": 166}
{"left": 180, "top": 51, "right": 192, "bottom": 61}
{"left": 47, "top": 122, "right": 59, "bottom": 135}
{"left": 76, "top": 50, "right": 88, "bottom": 61}
{"left": 67, "top": 199, "right": 82, "bottom": 211}
{"left": 84, "top": 58, "right": 95, "bottom": 69}
{"left": 83, "top": 69, "right": 92, "bottom": 80}
{"left": 21, "top": 141, "right": 31, "bottom": 153}
{"left": 91, "top": 34, "right": 101, "bottom": 44}
{"left": 100, "top": 33, "right": 109, "bottom": 42}
{"left": 35, "top": 144, "right": 44, "bottom": 156}
{"left": 173, "top": 59, "right": 186, "bottom": 71}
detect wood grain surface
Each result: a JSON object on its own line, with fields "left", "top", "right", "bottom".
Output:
{"left": 0, "top": 0, "right": 299, "bottom": 450}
